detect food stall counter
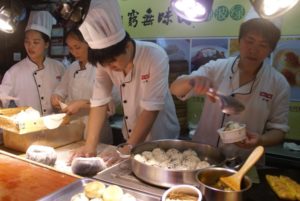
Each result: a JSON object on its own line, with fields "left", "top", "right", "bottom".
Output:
{"left": 0, "top": 150, "right": 79, "bottom": 201}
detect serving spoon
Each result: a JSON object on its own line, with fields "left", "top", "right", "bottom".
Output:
{"left": 189, "top": 79, "right": 245, "bottom": 115}
{"left": 219, "top": 146, "right": 264, "bottom": 191}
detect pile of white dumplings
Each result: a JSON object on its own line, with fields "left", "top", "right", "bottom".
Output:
{"left": 71, "top": 181, "right": 136, "bottom": 201}
{"left": 134, "top": 148, "right": 210, "bottom": 170}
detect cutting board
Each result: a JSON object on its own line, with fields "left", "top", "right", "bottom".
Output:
{"left": 0, "top": 151, "right": 78, "bottom": 201}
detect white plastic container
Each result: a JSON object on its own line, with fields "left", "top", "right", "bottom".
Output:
{"left": 161, "top": 184, "right": 202, "bottom": 201}
{"left": 217, "top": 123, "right": 246, "bottom": 144}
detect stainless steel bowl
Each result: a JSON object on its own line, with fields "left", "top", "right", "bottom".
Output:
{"left": 130, "top": 139, "right": 225, "bottom": 188}
{"left": 195, "top": 167, "right": 252, "bottom": 201}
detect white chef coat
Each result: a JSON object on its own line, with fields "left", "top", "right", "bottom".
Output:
{"left": 177, "top": 56, "right": 290, "bottom": 163}
{"left": 90, "top": 40, "right": 180, "bottom": 141}
{"left": 54, "top": 61, "right": 95, "bottom": 102}
{"left": 1, "top": 57, "right": 64, "bottom": 115}
{"left": 53, "top": 61, "right": 113, "bottom": 144}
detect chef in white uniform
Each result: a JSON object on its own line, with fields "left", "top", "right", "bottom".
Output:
{"left": 51, "top": 28, "right": 114, "bottom": 144}
{"left": 0, "top": 11, "right": 64, "bottom": 115}
{"left": 170, "top": 18, "right": 290, "bottom": 165}
{"left": 71, "top": 0, "right": 179, "bottom": 160}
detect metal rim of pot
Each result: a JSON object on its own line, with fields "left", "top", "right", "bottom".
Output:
{"left": 117, "top": 139, "right": 227, "bottom": 188}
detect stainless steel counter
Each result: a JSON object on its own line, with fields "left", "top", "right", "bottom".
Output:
{"left": 94, "top": 159, "right": 165, "bottom": 198}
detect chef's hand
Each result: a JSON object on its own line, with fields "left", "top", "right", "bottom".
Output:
{"left": 51, "top": 94, "right": 63, "bottom": 110}
{"left": 190, "top": 76, "right": 216, "bottom": 102}
{"left": 235, "top": 130, "right": 261, "bottom": 149}
{"left": 68, "top": 145, "right": 97, "bottom": 165}
{"left": 99, "top": 148, "right": 126, "bottom": 167}
{"left": 62, "top": 100, "right": 83, "bottom": 115}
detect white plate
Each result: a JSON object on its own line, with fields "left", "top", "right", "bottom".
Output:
{"left": 42, "top": 113, "right": 66, "bottom": 129}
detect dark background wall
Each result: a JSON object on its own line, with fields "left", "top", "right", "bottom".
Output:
{"left": 0, "top": 1, "right": 59, "bottom": 81}
{"left": 0, "top": 19, "right": 27, "bottom": 79}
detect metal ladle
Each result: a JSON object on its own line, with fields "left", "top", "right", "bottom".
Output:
{"left": 189, "top": 79, "right": 245, "bottom": 115}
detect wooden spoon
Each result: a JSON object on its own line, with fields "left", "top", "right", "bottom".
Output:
{"left": 219, "top": 146, "right": 264, "bottom": 191}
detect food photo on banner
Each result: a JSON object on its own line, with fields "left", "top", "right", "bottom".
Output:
{"left": 272, "top": 38, "right": 300, "bottom": 101}
{"left": 190, "top": 38, "right": 228, "bottom": 72}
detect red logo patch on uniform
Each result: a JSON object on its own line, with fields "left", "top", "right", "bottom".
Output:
{"left": 141, "top": 74, "right": 150, "bottom": 80}
{"left": 260, "top": 91, "right": 273, "bottom": 100}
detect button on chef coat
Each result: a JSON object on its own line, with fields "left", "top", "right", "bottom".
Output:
{"left": 90, "top": 40, "right": 180, "bottom": 141}
{"left": 53, "top": 61, "right": 113, "bottom": 144}
{"left": 177, "top": 57, "right": 290, "bottom": 163}
{"left": 1, "top": 57, "right": 64, "bottom": 115}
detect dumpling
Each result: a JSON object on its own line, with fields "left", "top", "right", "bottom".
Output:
{"left": 70, "top": 193, "right": 89, "bottom": 201}
{"left": 26, "top": 145, "right": 57, "bottom": 166}
{"left": 102, "top": 185, "right": 124, "bottom": 201}
{"left": 141, "top": 151, "right": 153, "bottom": 160}
{"left": 71, "top": 157, "right": 106, "bottom": 176}
{"left": 182, "top": 157, "right": 198, "bottom": 170}
{"left": 196, "top": 161, "right": 210, "bottom": 169}
{"left": 153, "top": 152, "right": 168, "bottom": 163}
{"left": 166, "top": 148, "right": 180, "bottom": 157}
{"left": 182, "top": 149, "right": 198, "bottom": 157}
{"left": 84, "top": 181, "right": 106, "bottom": 199}
{"left": 152, "top": 148, "right": 165, "bottom": 156}
{"left": 166, "top": 159, "right": 181, "bottom": 169}
{"left": 133, "top": 154, "right": 146, "bottom": 163}
{"left": 121, "top": 193, "right": 136, "bottom": 201}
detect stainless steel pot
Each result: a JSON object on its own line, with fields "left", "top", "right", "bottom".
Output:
{"left": 195, "top": 167, "right": 252, "bottom": 201}
{"left": 129, "top": 139, "right": 225, "bottom": 188}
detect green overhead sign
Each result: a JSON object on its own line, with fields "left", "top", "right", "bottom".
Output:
{"left": 119, "top": 0, "right": 300, "bottom": 38}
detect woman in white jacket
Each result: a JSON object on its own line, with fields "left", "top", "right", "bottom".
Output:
{"left": 0, "top": 11, "right": 64, "bottom": 116}
{"left": 51, "top": 28, "right": 115, "bottom": 144}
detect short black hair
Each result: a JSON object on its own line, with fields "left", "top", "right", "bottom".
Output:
{"left": 239, "top": 18, "right": 281, "bottom": 51}
{"left": 88, "top": 32, "right": 132, "bottom": 66}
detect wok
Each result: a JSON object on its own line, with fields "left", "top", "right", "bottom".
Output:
{"left": 127, "top": 139, "right": 226, "bottom": 188}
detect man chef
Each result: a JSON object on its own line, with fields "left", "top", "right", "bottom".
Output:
{"left": 71, "top": 0, "right": 180, "bottom": 161}
{"left": 0, "top": 11, "right": 64, "bottom": 115}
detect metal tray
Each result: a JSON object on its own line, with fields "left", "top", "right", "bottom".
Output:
{"left": 38, "top": 178, "right": 160, "bottom": 201}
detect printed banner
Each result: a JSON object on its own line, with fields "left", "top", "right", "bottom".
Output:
{"left": 119, "top": 0, "right": 300, "bottom": 38}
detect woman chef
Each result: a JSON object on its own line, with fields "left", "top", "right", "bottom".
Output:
{"left": 51, "top": 28, "right": 115, "bottom": 144}
{"left": 71, "top": 0, "right": 180, "bottom": 160}
{"left": 0, "top": 11, "right": 64, "bottom": 115}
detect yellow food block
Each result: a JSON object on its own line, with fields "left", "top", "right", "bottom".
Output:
{"left": 266, "top": 174, "right": 300, "bottom": 201}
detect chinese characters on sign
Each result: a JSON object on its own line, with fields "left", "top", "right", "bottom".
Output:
{"left": 124, "top": 4, "right": 245, "bottom": 28}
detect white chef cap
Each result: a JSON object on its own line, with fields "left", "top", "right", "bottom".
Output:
{"left": 79, "top": 0, "right": 126, "bottom": 49}
{"left": 25, "top": 11, "right": 57, "bottom": 38}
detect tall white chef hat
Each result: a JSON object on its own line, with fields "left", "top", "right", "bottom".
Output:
{"left": 79, "top": 0, "right": 126, "bottom": 49}
{"left": 25, "top": 11, "right": 57, "bottom": 38}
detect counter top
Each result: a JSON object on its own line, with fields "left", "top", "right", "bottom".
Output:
{"left": 1, "top": 141, "right": 299, "bottom": 201}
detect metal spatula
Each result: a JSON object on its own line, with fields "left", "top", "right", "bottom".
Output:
{"left": 189, "top": 79, "right": 245, "bottom": 115}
